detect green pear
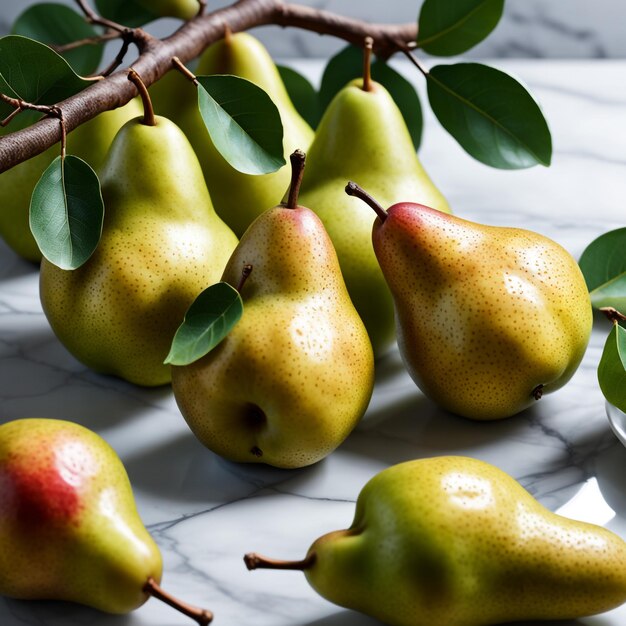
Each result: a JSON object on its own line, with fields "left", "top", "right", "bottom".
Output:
{"left": 136, "top": 0, "right": 199, "bottom": 20}
{"left": 171, "top": 152, "right": 374, "bottom": 468}
{"left": 40, "top": 106, "right": 238, "bottom": 386}
{"left": 161, "top": 31, "right": 314, "bottom": 236}
{"left": 298, "top": 67, "right": 450, "bottom": 357}
{"left": 347, "top": 184, "right": 593, "bottom": 420}
{"left": 246, "top": 456, "right": 626, "bottom": 626}
{"left": 0, "top": 100, "right": 142, "bottom": 262}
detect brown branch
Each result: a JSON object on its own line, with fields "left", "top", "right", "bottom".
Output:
{"left": 75, "top": 0, "right": 128, "bottom": 34}
{"left": 51, "top": 30, "right": 121, "bottom": 53}
{"left": 0, "top": 0, "right": 417, "bottom": 174}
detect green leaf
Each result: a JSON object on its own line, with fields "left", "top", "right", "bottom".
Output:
{"left": 277, "top": 65, "right": 320, "bottom": 129}
{"left": 95, "top": 0, "right": 156, "bottom": 28}
{"left": 427, "top": 63, "right": 552, "bottom": 169}
{"left": 579, "top": 228, "right": 626, "bottom": 311}
{"left": 417, "top": 0, "right": 505, "bottom": 56}
{"left": 12, "top": 4, "right": 104, "bottom": 76}
{"left": 165, "top": 282, "right": 244, "bottom": 366}
{"left": 30, "top": 155, "right": 104, "bottom": 270}
{"left": 598, "top": 324, "right": 626, "bottom": 412}
{"left": 196, "top": 75, "right": 285, "bottom": 175}
{"left": 318, "top": 45, "right": 423, "bottom": 150}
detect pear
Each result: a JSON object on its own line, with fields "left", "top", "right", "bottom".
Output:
{"left": 40, "top": 79, "right": 238, "bottom": 386}
{"left": 136, "top": 0, "right": 199, "bottom": 20}
{"left": 0, "top": 99, "right": 142, "bottom": 262}
{"left": 0, "top": 418, "right": 212, "bottom": 623}
{"left": 347, "top": 183, "right": 593, "bottom": 420}
{"left": 246, "top": 456, "right": 626, "bottom": 626}
{"left": 164, "top": 31, "right": 314, "bottom": 236}
{"left": 298, "top": 41, "right": 450, "bottom": 357}
{"left": 171, "top": 151, "right": 374, "bottom": 468}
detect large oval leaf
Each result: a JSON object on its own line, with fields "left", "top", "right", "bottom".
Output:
{"left": 417, "top": 0, "right": 505, "bottom": 56}
{"left": 319, "top": 45, "right": 423, "bottom": 150}
{"left": 579, "top": 228, "right": 626, "bottom": 311}
{"left": 12, "top": 4, "right": 104, "bottom": 75}
{"left": 598, "top": 324, "right": 626, "bottom": 413}
{"left": 278, "top": 65, "right": 320, "bottom": 129}
{"left": 427, "top": 63, "right": 552, "bottom": 169}
{"left": 196, "top": 75, "right": 285, "bottom": 175}
{"left": 165, "top": 282, "right": 244, "bottom": 366}
{"left": 95, "top": 0, "right": 156, "bottom": 28}
{"left": 30, "top": 155, "right": 104, "bottom": 270}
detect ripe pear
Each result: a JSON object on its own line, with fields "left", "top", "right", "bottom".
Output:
{"left": 40, "top": 99, "right": 238, "bottom": 386}
{"left": 0, "top": 418, "right": 212, "bottom": 624}
{"left": 0, "top": 100, "right": 142, "bottom": 262}
{"left": 347, "top": 183, "right": 593, "bottom": 420}
{"left": 246, "top": 456, "right": 626, "bottom": 626}
{"left": 136, "top": 0, "right": 199, "bottom": 20}
{"left": 298, "top": 45, "right": 450, "bottom": 357}
{"left": 171, "top": 152, "right": 374, "bottom": 468}
{"left": 167, "top": 31, "right": 314, "bottom": 236}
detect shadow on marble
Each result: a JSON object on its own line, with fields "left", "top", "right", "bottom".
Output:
{"left": 593, "top": 440, "right": 626, "bottom": 519}
{"left": 0, "top": 249, "right": 38, "bottom": 281}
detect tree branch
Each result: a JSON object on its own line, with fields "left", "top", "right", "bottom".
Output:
{"left": 0, "top": 0, "right": 417, "bottom": 174}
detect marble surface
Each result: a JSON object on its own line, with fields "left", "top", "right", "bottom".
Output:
{"left": 1, "top": 59, "right": 626, "bottom": 625}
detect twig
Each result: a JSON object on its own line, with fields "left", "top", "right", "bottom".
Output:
{"left": 100, "top": 30, "right": 136, "bottom": 77}
{"left": 51, "top": 30, "right": 120, "bottom": 53}
{"left": 401, "top": 46, "right": 429, "bottom": 76}
{"left": 75, "top": 0, "right": 128, "bottom": 34}
{"left": 172, "top": 57, "right": 199, "bottom": 85}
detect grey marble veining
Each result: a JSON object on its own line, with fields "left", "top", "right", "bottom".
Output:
{"left": 1, "top": 59, "right": 626, "bottom": 625}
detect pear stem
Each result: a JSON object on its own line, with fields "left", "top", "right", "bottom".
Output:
{"left": 362, "top": 36, "right": 374, "bottom": 92}
{"left": 127, "top": 69, "right": 156, "bottom": 126}
{"left": 236, "top": 264, "right": 253, "bottom": 293}
{"left": 224, "top": 22, "right": 233, "bottom": 43}
{"left": 532, "top": 384, "right": 544, "bottom": 401}
{"left": 244, "top": 552, "right": 316, "bottom": 571}
{"left": 172, "top": 56, "right": 199, "bottom": 86}
{"left": 600, "top": 307, "right": 626, "bottom": 325}
{"left": 143, "top": 577, "right": 213, "bottom": 626}
{"left": 286, "top": 150, "right": 306, "bottom": 210}
{"left": 345, "top": 182, "right": 387, "bottom": 222}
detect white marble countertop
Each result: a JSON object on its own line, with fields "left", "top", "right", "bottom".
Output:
{"left": 1, "top": 59, "right": 626, "bottom": 626}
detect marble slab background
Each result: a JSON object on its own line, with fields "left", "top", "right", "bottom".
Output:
{"left": 0, "top": 0, "right": 625, "bottom": 59}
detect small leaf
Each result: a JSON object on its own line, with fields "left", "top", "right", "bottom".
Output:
{"left": 95, "top": 0, "right": 156, "bottom": 28}
{"left": 196, "top": 75, "right": 285, "bottom": 175}
{"left": 277, "top": 65, "right": 320, "bottom": 128}
{"left": 30, "top": 155, "right": 104, "bottom": 270}
{"left": 598, "top": 324, "right": 626, "bottom": 413}
{"left": 579, "top": 228, "right": 626, "bottom": 311}
{"left": 165, "top": 283, "right": 244, "bottom": 366}
{"left": 319, "top": 45, "right": 423, "bottom": 149}
{"left": 12, "top": 4, "right": 104, "bottom": 75}
{"left": 427, "top": 63, "right": 552, "bottom": 169}
{"left": 417, "top": 0, "right": 505, "bottom": 56}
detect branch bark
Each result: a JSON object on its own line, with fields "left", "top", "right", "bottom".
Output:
{"left": 0, "top": 0, "right": 416, "bottom": 174}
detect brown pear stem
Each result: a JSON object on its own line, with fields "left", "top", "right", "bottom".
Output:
{"left": 172, "top": 56, "right": 199, "bottom": 85}
{"left": 532, "top": 384, "right": 544, "bottom": 401}
{"left": 363, "top": 36, "right": 374, "bottom": 92}
{"left": 286, "top": 150, "right": 307, "bottom": 209}
{"left": 224, "top": 22, "right": 233, "bottom": 43}
{"left": 244, "top": 552, "right": 316, "bottom": 571}
{"left": 600, "top": 307, "right": 626, "bottom": 325}
{"left": 143, "top": 578, "right": 213, "bottom": 626}
{"left": 345, "top": 182, "right": 387, "bottom": 222}
{"left": 237, "top": 264, "right": 253, "bottom": 293}
{"left": 127, "top": 69, "right": 156, "bottom": 126}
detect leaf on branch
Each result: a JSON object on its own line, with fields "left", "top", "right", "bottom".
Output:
{"left": 417, "top": 0, "right": 505, "bottom": 56}
{"left": 278, "top": 65, "right": 320, "bottom": 128}
{"left": 319, "top": 45, "right": 423, "bottom": 150}
{"left": 598, "top": 323, "right": 626, "bottom": 413}
{"left": 165, "top": 282, "right": 244, "bottom": 366}
{"left": 30, "top": 155, "right": 104, "bottom": 270}
{"left": 196, "top": 75, "right": 285, "bottom": 175}
{"left": 95, "top": 0, "right": 156, "bottom": 28}
{"left": 12, "top": 4, "right": 104, "bottom": 75}
{"left": 579, "top": 227, "right": 626, "bottom": 310}
{"left": 427, "top": 62, "right": 552, "bottom": 169}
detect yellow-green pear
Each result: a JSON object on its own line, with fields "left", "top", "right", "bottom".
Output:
{"left": 136, "top": 0, "right": 199, "bottom": 20}
{"left": 0, "top": 418, "right": 212, "bottom": 623}
{"left": 171, "top": 152, "right": 374, "bottom": 468}
{"left": 166, "top": 32, "right": 314, "bottom": 236}
{"left": 298, "top": 45, "right": 450, "bottom": 357}
{"left": 0, "top": 100, "right": 142, "bottom": 262}
{"left": 246, "top": 456, "right": 626, "bottom": 626}
{"left": 347, "top": 184, "right": 592, "bottom": 420}
{"left": 40, "top": 93, "right": 238, "bottom": 386}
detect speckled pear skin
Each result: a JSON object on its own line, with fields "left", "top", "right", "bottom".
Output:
{"left": 169, "top": 33, "right": 315, "bottom": 236}
{"left": 40, "top": 116, "right": 238, "bottom": 386}
{"left": 0, "top": 418, "right": 162, "bottom": 614}
{"left": 171, "top": 205, "right": 374, "bottom": 468}
{"left": 298, "top": 80, "right": 451, "bottom": 358}
{"left": 304, "top": 456, "right": 626, "bottom": 626}
{"left": 0, "top": 100, "right": 142, "bottom": 262}
{"left": 372, "top": 203, "right": 592, "bottom": 420}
